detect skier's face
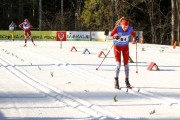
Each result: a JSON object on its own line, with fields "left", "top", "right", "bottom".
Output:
{"left": 121, "top": 25, "right": 129, "bottom": 31}
{"left": 121, "top": 20, "right": 129, "bottom": 31}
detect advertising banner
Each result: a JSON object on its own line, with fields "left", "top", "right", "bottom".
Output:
{"left": 66, "top": 31, "right": 90, "bottom": 41}
{"left": 32, "top": 31, "right": 57, "bottom": 40}
{"left": 56, "top": 32, "right": 66, "bottom": 41}
{"left": 0, "top": 30, "right": 143, "bottom": 42}
{"left": 0, "top": 31, "right": 57, "bottom": 40}
{"left": 90, "top": 31, "right": 105, "bottom": 41}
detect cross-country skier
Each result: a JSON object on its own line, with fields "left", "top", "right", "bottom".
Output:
{"left": 8, "top": 21, "right": 17, "bottom": 41}
{"left": 19, "top": 19, "right": 35, "bottom": 47}
{"left": 110, "top": 17, "right": 136, "bottom": 89}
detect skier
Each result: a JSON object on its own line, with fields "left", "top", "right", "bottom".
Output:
{"left": 110, "top": 17, "right": 136, "bottom": 89}
{"left": 19, "top": 19, "right": 35, "bottom": 47}
{"left": 8, "top": 21, "right": 16, "bottom": 41}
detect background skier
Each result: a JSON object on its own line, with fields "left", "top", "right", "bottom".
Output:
{"left": 8, "top": 21, "right": 16, "bottom": 41}
{"left": 19, "top": 19, "right": 35, "bottom": 47}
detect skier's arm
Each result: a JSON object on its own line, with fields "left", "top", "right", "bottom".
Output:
{"left": 110, "top": 27, "right": 117, "bottom": 36}
{"left": 19, "top": 23, "right": 23, "bottom": 29}
{"left": 110, "top": 27, "right": 119, "bottom": 39}
{"left": 29, "top": 24, "right": 33, "bottom": 29}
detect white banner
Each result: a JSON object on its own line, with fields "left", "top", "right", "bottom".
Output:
{"left": 66, "top": 31, "right": 90, "bottom": 41}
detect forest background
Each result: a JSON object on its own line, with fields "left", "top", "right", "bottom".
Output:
{"left": 0, "top": 0, "right": 179, "bottom": 45}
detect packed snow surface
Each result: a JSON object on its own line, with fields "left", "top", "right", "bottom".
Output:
{"left": 0, "top": 40, "right": 180, "bottom": 120}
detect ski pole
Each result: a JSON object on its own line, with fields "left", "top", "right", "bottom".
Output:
{"left": 136, "top": 41, "right": 138, "bottom": 73}
{"left": 96, "top": 44, "right": 114, "bottom": 70}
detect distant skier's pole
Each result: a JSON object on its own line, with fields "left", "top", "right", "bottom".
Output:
{"left": 136, "top": 41, "right": 138, "bottom": 73}
{"left": 96, "top": 44, "right": 113, "bottom": 70}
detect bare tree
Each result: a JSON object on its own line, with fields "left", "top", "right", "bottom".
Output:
{"left": 171, "top": 0, "right": 175, "bottom": 45}
{"left": 144, "top": 0, "right": 158, "bottom": 44}
{"left": 176, "top": 0, "right": 180, "bottom": 45}
{"left": 171, "top": 0, "right": 179, "bottom": 45}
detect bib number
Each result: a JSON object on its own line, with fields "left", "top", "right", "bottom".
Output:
{"left": 117, "top": 36, "right": 129, "bottom": 43}
{"left": 9, "top": 27, "right": 14, "bottom": 30}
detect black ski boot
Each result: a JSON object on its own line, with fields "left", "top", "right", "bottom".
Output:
{"left": 114, "top": 77, "right": 120, "bottom": 89}
{"left": 24, "top": 44, "right": 27, "bottom": 47}
{"left": 125, "top": 78, "right": 131, "bottom": 88}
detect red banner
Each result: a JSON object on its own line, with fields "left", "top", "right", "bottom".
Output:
{"left": 56, "top": 32, "right": 66, "bottom": 41}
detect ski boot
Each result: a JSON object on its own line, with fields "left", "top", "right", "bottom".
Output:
{"left": 24, "top": 44, "right": 27, "bottom": 47}
{"left": 114, "top": 77, "right": 120, "bottom": 89}
{"left": 125, "top": 78, "right": 132, "bottom": 89}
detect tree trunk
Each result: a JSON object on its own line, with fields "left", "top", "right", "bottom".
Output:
{"left": 176, "top": 0, "right": 180, "bottom": 45}
{"left": 171, "top": 0, "right": 178, "bottom": 45}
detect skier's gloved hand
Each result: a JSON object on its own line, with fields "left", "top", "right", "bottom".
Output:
{"left": 115, "top": 36, "right": 120, "bottom": 40}
{"left": 19, "top": 27, "right": 23, "bottom": 30}
{"left": 113, "top": 34, "right": 120, "bottom": 40}
{"left": 135, "top": 36, "right": 139, "bottom": 41}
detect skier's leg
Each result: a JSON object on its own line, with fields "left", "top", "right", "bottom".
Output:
{"left": 12, "top": 31, "right": 14, "bottom": 41}
{"left": 115, "top": 62, "right": 121, "bottom": 79}
{"left": 29, "top": 31, "right": 35, "bottom": 46}
{"left": 124, "top": 64, "right": 129, "bottom": 79}
{"left": 122, "top": 46, "right": 131, "bottom": 88}
{"left": 8, "top": 31, "right": 11, "bottom": 40}
{"left": 30, "top": 35, "right": 35, "bottom": 46}
{"left": 124, "top": 64, "right": 131, "bottom": 88}
{"left": 114, "top": 45, "right": 121, "bottom": 89}
{"left": 24, "top": 32, "right": 27, "bottom": 47}
{"left": 114, "top": 62, "right": 121, "bottom": 89}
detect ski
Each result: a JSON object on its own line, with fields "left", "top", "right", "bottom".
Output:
{"left": 117, "top": 86, "right": 140, "bottom": 93}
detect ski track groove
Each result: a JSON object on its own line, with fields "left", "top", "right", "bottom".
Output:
{"left": 21, "top": 50, "right": 180, "bottom": 108}
{"left": 64, "top": 64, "right": 180, "bottom": 107}
{"left": 1, "top": 47, "right": 180, "bottom": 119}
{"left": 0, "top": 56, "right": 121, "bottom": 119}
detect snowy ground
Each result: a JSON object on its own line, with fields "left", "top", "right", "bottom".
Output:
{"left": 0, "top": 40, "right": 180, "bottom": 120}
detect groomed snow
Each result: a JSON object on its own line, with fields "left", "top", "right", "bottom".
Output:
{"left": 0, "top": 40, "right": 180, "bottom": 120}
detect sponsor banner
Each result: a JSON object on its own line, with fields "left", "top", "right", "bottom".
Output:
{"left": 0, "top": 30, "right": 143, "bottom": 42}
{"left": 56, "top": 32, "right": 66, "bottom": 41}
{"left": 66, "top": 31, "right": 90, "bottom": 41}
{"left": 90, "top": 31, "right": 105, "bottom": 41}
{"left": 33, "top": 31, "right": 57, "bottom": 40}
{"left": 0, "top": 31, "right": 57, "bottom": 40}
{"left": 95, "top": 31, "right": 143, "bottom": 42}
{"left": 90, "top": 31, "right": 113, "bottom": 41}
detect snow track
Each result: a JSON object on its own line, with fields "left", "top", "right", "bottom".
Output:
{"left": 1, "top": 41, "right": 180, "bottom": 119}
{"left": 30, "top": 50, "right": 180, "bottom": 108}
{"left": 0, "top": 56, "right": 120, "bottom": 119}
{"left": 3, "top": 48, "right": 180, "bottom": 107}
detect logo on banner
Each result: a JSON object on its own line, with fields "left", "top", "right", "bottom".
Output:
{"left": 56, "top": 32, "right": 66, "bottom": 41}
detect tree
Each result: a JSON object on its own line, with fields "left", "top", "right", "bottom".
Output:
{"left": 171, "top": 0, "right": 180, "bottom": 45}
{"left": 0, "top": 0, "right": 179, "bottom": 45}
{"left": 178, "top": 0, "right": 180, "bottom": 45}
{"left": 80, "top": 0, "right": 117, "bottom": 31}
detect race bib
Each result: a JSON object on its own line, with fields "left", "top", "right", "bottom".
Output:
{"left": 117, "top": 35, "right": 129, "bottom": 43}
{"left": 9, "top": 26, "right": 14, "bottom": 30}
{"left": 23, "top": 24, "right": 30, "bottom": 30}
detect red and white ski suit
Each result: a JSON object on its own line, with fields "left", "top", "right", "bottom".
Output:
{"left": 19, "top": 19, "right": 35, "bottom": 45}
{"left": 19, "top": 22, "right": 33, "bottom": 36}
{"left": 111, "top": 24, "right": 136, "bottom": 79}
